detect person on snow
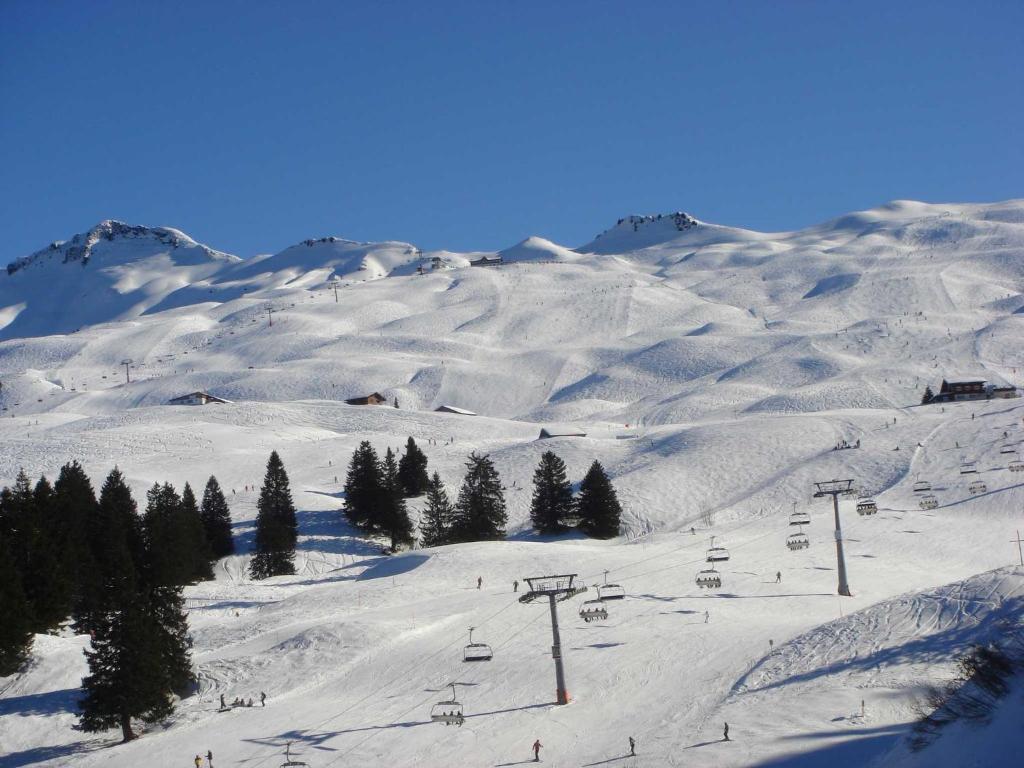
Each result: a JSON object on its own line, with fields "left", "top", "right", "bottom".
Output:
{"left": 194, "top": 756, "right": 203, "bottom": 768}
{"left": 260, "top": 691, "right": 266, "bottom": 707}
{"left": 477, "top": 576, "right": 483, "bottom": 590}
{"left": 723, "top": 722, "right": 730, "bottom": 741}
{"left": 533, "top": 739, "right": 543, "bottom": 761}
{"left": 206, "top": 750, "right": 213, "bottom": 767}
{"left": 704, "top": 610, "right": 709, "bottom": 624}
{"left": 775, "top": 571, "right": 782, "bottom": 583}
{"left": 219, "top": 694, "right": 226, "bottom": 709}
{"left": 513, "top": 580, "right": 519, "bottom": 592}
{"left": 628, "top": 736, "right": 636, "bottom": 756}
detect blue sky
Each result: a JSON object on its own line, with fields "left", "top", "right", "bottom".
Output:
{"left": 1, "top": 0, "right": 1021, "bottom": 258}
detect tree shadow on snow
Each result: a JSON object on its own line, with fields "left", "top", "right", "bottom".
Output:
{"left": 0, "top": 740, "right": 103, "bottom": 768}
{"left": 0, "top": 687, "right": 80, "bottom": 718}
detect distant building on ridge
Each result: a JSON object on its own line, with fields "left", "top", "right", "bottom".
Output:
{"left": 345, "top": 392, "right": 387, "bottom": 406}
{"left": 168, "top": 391, "right": 230, "bottom": 406}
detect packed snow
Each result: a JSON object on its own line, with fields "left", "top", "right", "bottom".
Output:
{"left": 1, "top": 200, "right": 1023, "bottom": 767}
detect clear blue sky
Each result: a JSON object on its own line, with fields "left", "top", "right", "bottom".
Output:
{"left": 2, "top": 0, "right": 1021, "bottom": 259}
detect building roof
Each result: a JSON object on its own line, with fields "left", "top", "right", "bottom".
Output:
{"left": 345, "top": 392, "right": 386, "bottom": 405}
{"left": 434, "top": 405, "right": 477, "bottom": 415}
{"left": 168, "top": 391, "right": 230, "bottom": 404}
{"left": 538, "top": 425, "right": 587, "bottom": 438}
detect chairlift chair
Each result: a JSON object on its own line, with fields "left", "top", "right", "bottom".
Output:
{"left": 789, "top": 511, "right": 810, "bottom": 526}
{"left": 919, "top": 494, "right": 938, "bottom": 510}
{"left": 430, "top": 684, "right": 465, "bottom": 726}
{"left": 579, "top": 599, "right": 608, "bottom": 623}
{"left": 695, "top": 568, "right": 722, "bottom": 589}
{"left": 706, "top": 536, "right": 730, "bottom": 563}
{"left": 1000, "top": 444, "right": 1016, "bottom": 454}
{"left": 959, "top": 461, "right": 978, "bottom": 475}
{"left": 1009, "top": 459, "right": 1024, "bottom": 473}
{"left": 912, "top": 480, "right": 931, "bottom": 493}
{"left": 786, "top": 531, "right": 810, "bottom": 551}
{"left": 856, "top": 498, "right": 878, "bottom": 516}
{"left": 968, "top": 480, "right": 987, "bottom": 495}
{"left": 597, "top": 570, "right": 626, "bottom": 600}
{"left": 463, "top": 627, "right": 493, "bottom": 662}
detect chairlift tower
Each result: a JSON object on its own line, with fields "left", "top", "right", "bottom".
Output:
{"left": 120, "top": 358, "right": 133, "bottom": 385}
{"left": 813, "top": 480, "right": 856, "bottom": 596}
{"left": 520, "top": 574, "right": 587, "bottom": 705}
{"left": 330, "top": 276, "right": 340, "bottom": 303}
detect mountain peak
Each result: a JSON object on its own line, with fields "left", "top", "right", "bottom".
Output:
{"left": 6, "top": 220, "right": 230, "bottom": 275}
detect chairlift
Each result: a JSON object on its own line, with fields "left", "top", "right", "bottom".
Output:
{"left": 786, "top": 528, "right": 810, "bottom": 551}
{"left": 912, "top": 480, "right": 931, "bottom": 493}
{"left": 695, "top": 568, "right": 722, "bottom": 589}
{"left": 429, "top": 684, "right": 465, "bottom": 726}
{"left": 1009, "top": 459, "right": 1024, "bottom": 473}
{"left": 1000, "top": 444, "right": 1016, "bottom": 454}
{"left": 597, "top": 570, "right": 626, "bottom": 600}
{"left": 280, "top": 742, "right": 309, "bottom": 767}
{"left": 706, "top": 536, "right": 730, "bottom": 563}
{"left": 463, "top": 627, "right": 493, "bottom": 662}
{"left": 856, "top": 498, "right": 878, "bottom": 516}
{"left": 968, "top": 480, "right": 987, "bottom": 495}
{"left": 579, "top": 599, "right": 608, "bottom": 623}
{"left": 919, "top": 494, "right": 938, "bottom": 510}
{"left": 959, "top": 461, "right": 978, "bottom": 475}
{"left": 789, "top": 511, "right": 810, "bottom": 526}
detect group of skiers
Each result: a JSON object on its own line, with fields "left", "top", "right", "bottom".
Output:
{"left": 193, "top": 751, "right": 214, "bottom": 767}
{"left": 218, "top": 691, "right": 266, "bottom": 710}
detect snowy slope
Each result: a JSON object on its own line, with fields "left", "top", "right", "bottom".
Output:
{"left": 1, "top": 200, "right": 1023, "bottom": 767}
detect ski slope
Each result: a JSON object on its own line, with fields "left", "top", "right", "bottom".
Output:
{"left": 1, "top": 200, "right": 1023, "bottom": 767}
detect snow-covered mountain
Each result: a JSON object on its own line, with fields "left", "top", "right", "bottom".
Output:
{"left": 1, "top": 200, "right": 1023, "bottom": 768}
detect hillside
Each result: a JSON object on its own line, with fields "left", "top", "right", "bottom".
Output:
{"left": 1, "top": 200, "right": 1023, "bottom": 767}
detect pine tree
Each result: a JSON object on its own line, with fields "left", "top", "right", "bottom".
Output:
{"left": 200, "top": 476, "right": 234, "bottom": 559}
{"left": 397, "top": 437, "right": 430, "bottom": 497}
{"left": 343, "top": 441, "right": 384, "bottom": 532}
{"left": 94, "top": 468, "right": 145, "bottom": 607}
{"left": 379, "top": 448, "right": 414, "bottom": 550}
{"left": 529, "top": 451, "right": 574, "bottom": 535}
{"left": 576, "top": 461, "right": 622, "bottom": 539}
{"left": 419, "top": 472, "right": 453, "bottom": 547}
{"left": 27, "top": 477, "right": 71, "bottom": 631}
{"left": 450, "top": 453, "right": 507, "bottom": 542}
{"left": 143, "top": 483, "right": 191, "bottom": 587}
{"left": 921, "top": 385, "right": 934, "bottom": 404}
{"left": 180, "top": 483, "right": 214, "bottom": 582}
{"left": 250, "top": 451, "right": 298, "bottom": 579}
{"left": 0, "top": 532, "right": 33, "bottom": 676}
{"left": 53, "top": 462, "right": 101, "bottom": 631}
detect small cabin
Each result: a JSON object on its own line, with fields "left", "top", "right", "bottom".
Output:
{"left": 345, "top": 392, "right": 387, "bottom": 406}
{"left": 435, "top": 405, "right": 477, "bottom": 416}
{"left": 538, "top": 426, "right": 587, "bottom": 439}
{"left": 992, "top": 385, "right": 1019, "bottom": 399}
{"left": 470, "top": 255, "right": 503, "bottom": 268}
{"left": 168, "top": 391, "right": 230, "bottom": 406}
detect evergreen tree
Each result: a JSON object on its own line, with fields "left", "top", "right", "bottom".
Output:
{"left": 529, "top": 451, "right": 574, "bottom": 535}
{"left": 921, "top": 385, "right": 935, "bottom": 404}
{"left": 450, "top": 453, "right": 507, "bottom": 542}
{"left": 143, "top": 483, "right": 191, "bottom": 587}
{"left": 343, "top": 441, "right": 384, "bottom": 532}
{"left": 27, "top": 477, "right": 71, "bottom": 631}
{"left": 419, "top": 472, "right": 453, "bottom": 547}
{"left": 180, "top": 483, "right": 214, "bottom": 582}
{"left": 397, "top": 437, "right": 430, "bottom": 497}
{"left": 576, "top": 461, "right": 622, "bottom": 539}
{"left": 53, "top": 462, "right": 101, "bottom": 631}
{"left": 379, "top": 448, "right": 414, "bottom": 550}
{"left": 93, "top": 468, "right": 145, "bottom": 609}
{"left": 200, "top": 476, "right": 235, "bottom": 559}
{"left": 0, "top": 532, "right": 33, "bottom": 676}
{"left": 250, "top": 451, "right": 298, "bottom": 579}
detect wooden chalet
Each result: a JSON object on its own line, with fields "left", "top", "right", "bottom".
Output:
{"left": 168, "top": 391, "right": 230, "bottom": 406}
{"left": 345, "top": 392, "right": 387, "bottom": 406}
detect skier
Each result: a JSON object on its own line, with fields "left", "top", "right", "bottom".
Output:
{"left": 629, "top": 736, "right": 636, "bottom": 756}
{"left": 723, "top": 722, "right": 730, "bottom": 741}
{"left": 219, "top": 694, "right": 226, "bottom": 709}
{"left": 513, "top": 580, "right": 519, "bottom": 593}
{"left": 776, "top": 571, "right": 782, "bottom": 584}
{"left": 207, "top": 750, "right": 214, "bottom": 767}
{"left": 704, "top": 610, "right": 709, "bottom": 624}
{"left": 260, "top": 691, "right": 266, "bottom": 707}
{"left": 194, "top": 756, "right": 203, "bottom": 768}
{"left": 533, "top": 739, "right": 543, "bottom": 761}
{"left": 477, "top": 576, "right": 483, "bottom": 590}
